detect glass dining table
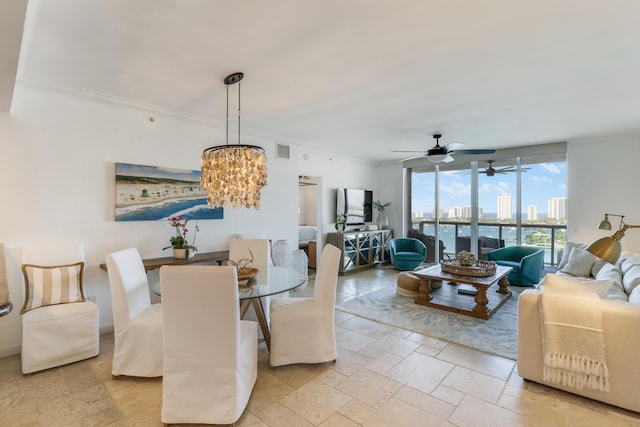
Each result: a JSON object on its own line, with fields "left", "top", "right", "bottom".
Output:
{"left": 153, "top": 265, "right": 306, "bottom": 351}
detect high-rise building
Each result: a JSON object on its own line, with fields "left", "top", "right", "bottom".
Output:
{"left": 447, "top": 206, "right": 482, "bottom": 219}
{"left": 448, "top": 207, "right": 461, "bottom": 218}
{"left": 527, "top": 205, "right": 538, "bottom": 220}
{"left": 497, "top": 193, "right": 512, "bottom": 219}
{"left": 548, "top": 197, "right": 567, "bottom": 220}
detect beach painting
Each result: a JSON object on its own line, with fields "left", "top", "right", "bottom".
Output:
{"left": 115, "top": 162, "right": 224, "bottom": 221}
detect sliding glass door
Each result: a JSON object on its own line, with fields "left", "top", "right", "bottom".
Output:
{"left": 410, "top": 153, "right": 566, "bottom": 266}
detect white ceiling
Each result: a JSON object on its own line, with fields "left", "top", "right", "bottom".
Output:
{"left": 6, "top": 0, "right": 640, "bottom": 163}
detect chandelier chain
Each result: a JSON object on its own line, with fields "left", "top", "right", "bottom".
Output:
{"left": 225, "top": 84, "right": 229, "bottom": 146}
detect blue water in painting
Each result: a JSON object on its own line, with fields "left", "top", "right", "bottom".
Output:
{"left": 116, "top": 197, "right": 223, "bottom": 221}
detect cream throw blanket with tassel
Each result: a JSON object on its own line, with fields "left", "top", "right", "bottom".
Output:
{"left": 539, "top": 282, "right": 610, "bottom": 392}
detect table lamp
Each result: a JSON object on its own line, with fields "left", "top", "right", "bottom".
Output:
{"left": 586, "top": 214, "right": 640, "bottom": 264}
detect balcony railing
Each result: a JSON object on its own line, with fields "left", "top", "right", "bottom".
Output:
{"left": 413, "top": 220, "right": 567, "bottom": 267}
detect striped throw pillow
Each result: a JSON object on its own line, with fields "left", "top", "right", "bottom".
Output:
{"left": 21, "top": 262, "right": 85, "bottom": 314}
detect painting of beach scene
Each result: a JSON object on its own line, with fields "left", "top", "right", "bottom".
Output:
{"left": 115, "top": 162, "right": 223, "bottom": 221}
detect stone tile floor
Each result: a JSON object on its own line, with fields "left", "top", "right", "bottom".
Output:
{"left": 1, "top": 265, "right": 639, "bottom": 426}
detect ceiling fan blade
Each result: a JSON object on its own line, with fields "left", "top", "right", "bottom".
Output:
{"left": 391, "top": 150, "right": 427, "bottom": 153}
{"left": 453, "top": 149, "right": 496, "bottom": 155}
{"left": 442, "top": 155, "right": 455, "bottom": 163}
{"left": 398, "top": 154, "right": 427, "bottom": 162}
{"left": 443, "top": 142, "right": 464, "bottom": 152}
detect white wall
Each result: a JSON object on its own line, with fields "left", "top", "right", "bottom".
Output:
{"left": 0, "top": 83, "right": 299, "bottom": 356}
{"left": 567, "top": 133, "right": 640, "bottom": 252}
{"left": 376, "top": 162, "right": 405, "bottom": 238}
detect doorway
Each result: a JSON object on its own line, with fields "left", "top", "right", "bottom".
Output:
{"left": 299, "top": 176, "right": 320, "bottom": 269}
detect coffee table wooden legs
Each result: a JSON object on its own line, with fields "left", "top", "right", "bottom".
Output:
{"left": 472, "top": 279, "right": 512, "bottom": 317}
{"left": 497, "top": 276, "right": 510, "bottom": 294}
{"left": 472, "top": 285, "right": 489, "bottom": 317}
{"left": 239, "top": 298, "right": 271, "bottom": 352}
{"left": 414, "top": 277, "right": 433, "bottom": 305}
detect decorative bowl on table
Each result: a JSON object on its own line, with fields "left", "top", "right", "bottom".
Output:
{"left": 440, "top": 259, "right": 496, "bottom": 277}
{"left": 237, "top": 267, "right": 259, "bottom": 288}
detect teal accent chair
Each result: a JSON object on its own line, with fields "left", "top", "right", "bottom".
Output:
{"left": 487, "top": 246, "right": 545, "bottom": 286}
{"left": 390, "top": 238, "right": 427, "bottom": 271}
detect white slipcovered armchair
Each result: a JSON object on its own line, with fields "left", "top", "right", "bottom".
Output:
{"left": 105, "top": 247, "right": 163, "bottom": 378}
{"left": 269, "top": 244, "right": 341, "bottom": 367}
{"left": 20, "top": 242, "right": 99, "bottom": 374}
{"left": 160, "top": 265, "right": 257, "bottom": 425}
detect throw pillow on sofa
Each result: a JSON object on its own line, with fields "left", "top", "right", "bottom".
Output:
{"left": 628, "top": 284, "right": 640, "bottom": 304}
{"left": 559, "top": 246, "right": 598, "bottom": 277}
{"left": 557, "top": 242, "right": 587, "bottom": 271}
{"left": 595, "top": 263, "right": 627, "bottom": 301}
{"left": 590, "top": 259, "right": 608, "bottom": 278}
{"left": 620, "top": 255, "right": 640, "bottom": 275}
{"left": 622, "top": 265, "right": 640, "bottom": 295}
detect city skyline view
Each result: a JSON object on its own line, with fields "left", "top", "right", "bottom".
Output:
{"left": 412, "top": 161, "right": 567, "bottom": 218}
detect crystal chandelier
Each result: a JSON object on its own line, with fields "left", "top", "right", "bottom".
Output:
{"left": 201, "top": 72, "right": 268, "bottom": 209}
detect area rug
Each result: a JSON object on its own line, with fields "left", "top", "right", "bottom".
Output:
{"left": 336, "top": 284, "right": 525, "bottom": 359}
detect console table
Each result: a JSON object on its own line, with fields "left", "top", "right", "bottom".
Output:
{"left": 99, "top": 250, "right": 229, "bottom": 272}
{"left": 327, "top": 229, "right": 392, "bottom": 275}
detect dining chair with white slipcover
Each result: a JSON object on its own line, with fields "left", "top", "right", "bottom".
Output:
{"left": 229, "top": 238, "right": 272, "bottom": 267}
{"left": 20, "top": 242, "right": 99, "bottom": 374}
{"left": 160, "top": 265, "right": 257, "bottom": 426}
{"left": 234, "top": 232, "right": 275, "bottom": 266}
{"left": 105, "top": 247, "right": 163, "bottom": 378}
{"left": 269, "top": 244, "right": 341, "bottom": 367}
{"left": 230, "top": 238, "right": 275, "bottom": 338}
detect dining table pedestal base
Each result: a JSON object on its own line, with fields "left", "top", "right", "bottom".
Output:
{"left": 240, "top": 298, "right": 271, "bottom": 351}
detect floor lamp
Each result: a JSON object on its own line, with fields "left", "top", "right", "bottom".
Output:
{"left": 586, "top": 214, "right": 640, "bottom": 264}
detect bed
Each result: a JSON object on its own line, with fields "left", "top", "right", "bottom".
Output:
{"left": 298, "top": 226, "right": 318, "bottom": 268}
{"left": 298, "top": 226, "right": 317, "bottom": 248}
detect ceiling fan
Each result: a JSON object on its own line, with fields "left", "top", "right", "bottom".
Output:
{"left": 479, "top": 160, "right": 531, "bottom": 176}
{"left": 393, "top": 134, "right": 496, "bottom": 163}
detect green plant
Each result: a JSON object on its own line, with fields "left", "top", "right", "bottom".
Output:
{"left": 373, "top": 200, "right": 391, "bottom": 211}
{"left": 163, "top": 216, "right": 198, "bottom": 251}
{"left": 335, "top": 214, "right": 346, "bottom": 230}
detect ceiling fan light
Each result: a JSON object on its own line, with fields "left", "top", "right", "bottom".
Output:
{"left": 427, "top": 153, "right": 448, "bottom": 163}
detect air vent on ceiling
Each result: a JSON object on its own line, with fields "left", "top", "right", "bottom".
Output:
{"left": 276, "top": 143, "right": 290, "bottom": 159}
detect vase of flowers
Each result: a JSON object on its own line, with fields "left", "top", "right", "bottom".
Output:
{"left": 335, "top": 214, "right": 346, "bottom": 232}
{"left": 373, "top": 200, "right": 391, "bottom": 229}
{"left": 163, "top": 216, "right": 198, "bottom": 259}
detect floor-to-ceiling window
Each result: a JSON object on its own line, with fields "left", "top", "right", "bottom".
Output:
{"left": 409, "top": 147, "right": 566, "bottom": 266}
{"left": 519, "top": 155, "right": 567, "bottom": 264}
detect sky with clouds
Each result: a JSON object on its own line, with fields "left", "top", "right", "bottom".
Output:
{"left": 412, "top": 161, "right": 566, "bottom": 217}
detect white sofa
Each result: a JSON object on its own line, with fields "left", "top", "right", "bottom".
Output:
{"left": 518, "top": 247, "right": 640, "bottom": 412}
